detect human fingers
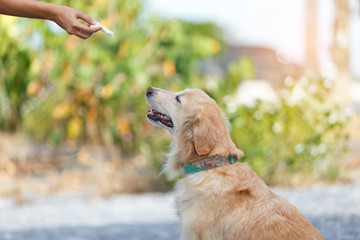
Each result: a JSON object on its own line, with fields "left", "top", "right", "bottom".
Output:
{"left": 76, "top": 11, "right": 94, "bottom": 25}
{"left": 75, "top": 22, "right": 101, "bottom": 34}
{"left": 73, "top": 29, "right": 92, "bottom": 39}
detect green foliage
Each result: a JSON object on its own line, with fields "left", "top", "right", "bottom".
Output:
{"left": 227, "top": 56, "right": 255, "bottom": 84}
{"left": 209, "top": 77, "right": 351, "bottom": 185}
{"left": 0, "top": 24, "right": 31, "bottom": 131}
{"left": 0, "top": 0, "right": 223, "bottom": 169}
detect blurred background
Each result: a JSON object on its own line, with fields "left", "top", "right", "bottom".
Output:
{"left": 1, "top": 1, "right": 360, "bottom": 239}
{"left": 0, "top": 0, "right": 359, "bottom": 202}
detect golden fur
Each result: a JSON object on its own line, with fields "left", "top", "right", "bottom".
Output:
{"left": 146, "top": 87, "right": 324, "bottom": 240}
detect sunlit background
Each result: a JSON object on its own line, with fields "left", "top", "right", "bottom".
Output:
{"left": 0, "top": 1, "right": 360, "bottom": 238}
{"left": 151, "top": 0, "right": 360, "bottom": 77}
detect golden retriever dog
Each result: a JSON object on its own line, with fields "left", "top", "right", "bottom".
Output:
{"left": 146, "top": 87, "right": 324, "bottom": 240}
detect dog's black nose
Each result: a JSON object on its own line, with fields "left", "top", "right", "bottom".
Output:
{"left": 146, "top": 87, "right": 153, "bottom": 96}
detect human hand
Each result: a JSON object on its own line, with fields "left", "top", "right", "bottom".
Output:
{"left": 51, "top": 5, "right": 101, "bottom": 39}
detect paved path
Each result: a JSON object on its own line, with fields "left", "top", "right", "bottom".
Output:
{"left": 0, "top": 184, "right": 359, "bottom": 240}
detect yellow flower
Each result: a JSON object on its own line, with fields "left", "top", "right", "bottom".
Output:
{"left": 163, "top": 60, "right": 176, "bottom": 77}
{"left": 117, "top": 117, "right": 130, "bottom": 133}
{"left": 67, "top": 117, "right": 83, "bottom": 139}
{"left": 101, "top": 84, "right": 113, "bottom": 99}
{"left": 52, "top": 102, "right": 72, "bottom": 120}
{"left": 26, "top": 80, "right": 41, "bottom": 96}
{"left": 207, "top": 38, "right": 221, "bottom": 55}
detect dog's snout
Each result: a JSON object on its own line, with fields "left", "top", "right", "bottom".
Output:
{"left": 146, "top": 87, "right": 153, "bottom": 96}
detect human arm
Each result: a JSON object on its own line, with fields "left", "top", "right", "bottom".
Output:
{"left": 0, "top": 0, "right": 101, "bottom": 39}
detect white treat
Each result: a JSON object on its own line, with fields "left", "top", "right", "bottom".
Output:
{"left": 90, "top": 21, "right": 114, "bottom": 37}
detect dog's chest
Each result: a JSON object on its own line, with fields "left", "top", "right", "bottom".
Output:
{"left": 175, "top": 173, "right": 207, "bottom": 211}
{"left": 174, "top": 172, "right": 232, "bottom": 216}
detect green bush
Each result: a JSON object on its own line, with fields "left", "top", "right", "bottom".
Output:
{"left": 0, "top": 0, "right": 223, "bottom": 168}
{"left": 209, "top": 76, "right": 351, "bottom": 185}
{"left": 0, "top": 23, "right": 31, "bottom": 131}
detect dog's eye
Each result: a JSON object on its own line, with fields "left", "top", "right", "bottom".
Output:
{"left": 175, "top": 95, "right": 181, "bottom": 103}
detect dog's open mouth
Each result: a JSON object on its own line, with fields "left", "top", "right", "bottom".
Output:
{"left": 147, "top": 109, "right": 174, "bottom": 128}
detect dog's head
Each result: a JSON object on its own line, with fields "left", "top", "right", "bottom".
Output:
{"left": 146, "top": 87, "right": 243, "bottom": 178}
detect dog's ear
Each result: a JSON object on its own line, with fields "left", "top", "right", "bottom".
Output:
{"left": 192, "top": 104, "right": 220, "bottom": 156}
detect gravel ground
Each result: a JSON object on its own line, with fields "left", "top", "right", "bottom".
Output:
{"left": 0, "top": 183, "right": 359, "bottom": 240}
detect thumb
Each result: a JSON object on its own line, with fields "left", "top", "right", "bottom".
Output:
{"left": 76, "top": 11, "right": 94, "bottom": 25}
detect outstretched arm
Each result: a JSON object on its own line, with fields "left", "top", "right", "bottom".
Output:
{"left": 0, "top": 0, "right": 101, "bottom": 39}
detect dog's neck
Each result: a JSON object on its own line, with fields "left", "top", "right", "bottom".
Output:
{"left": 184, "top": 155, "right": 239, "bottom": 174}
{"left": 163, "top": 128, "right": 244, "bottom": 179}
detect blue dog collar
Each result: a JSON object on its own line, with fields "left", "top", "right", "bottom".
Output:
{"left": 184, "top": 155, "right": 238, "bottom": 174}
